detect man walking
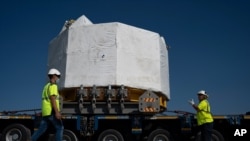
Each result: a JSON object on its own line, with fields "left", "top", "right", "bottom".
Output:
{"left": 189, "top": 90, "right": 213, "bottom": 141}
{"left": 32, "top": 68, "right": 64, "bottom": 141}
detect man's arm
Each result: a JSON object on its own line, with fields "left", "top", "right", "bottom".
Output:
{"left": 192, "top": 104, "right": 200, "bottom": 112}
{"left": 50, "top": 95, "right": 61, "bottom": 120}
{"left": 188, "top": 99, "right": 200, "bottom": 112}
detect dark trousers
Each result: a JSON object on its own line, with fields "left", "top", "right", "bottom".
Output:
{"left": 200, "top": 122, "right": 213, "bottom": 141}
{"left": 31, "top": 114, "right": 64, "bottom": 141}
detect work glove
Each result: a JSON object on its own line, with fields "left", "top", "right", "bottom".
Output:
{"left": 188, "top": 99, "right": 195, "bottom": 105}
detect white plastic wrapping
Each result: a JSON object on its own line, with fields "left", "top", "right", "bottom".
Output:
{"left": 48, "top": 15, "right": 170, "bottom": 99}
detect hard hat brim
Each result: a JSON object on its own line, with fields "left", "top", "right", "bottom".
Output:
{"left": 197, "top": 93, "right": 209, "bottom": 97}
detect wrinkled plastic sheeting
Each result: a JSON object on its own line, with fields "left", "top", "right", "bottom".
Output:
{"left": 48, "top": 15, "right": 170, "bottom": 99}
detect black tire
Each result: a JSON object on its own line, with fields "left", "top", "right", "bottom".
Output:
{"left": 147, "top": 129, "right": 171, "bottom": 141}
{"left": 1, "top": 124, "right": 31, "bottom": 141}
{"left": 195, "top": 129, "right": 224, "bottom": 141}
{"left": 97, "top": 129, "right": 124, "bottom": 141}
{"left": 63, "top": 129, "right": 78, "bottom": 141}
{"left": 47, "top": 129, "right": 78, "bottom": 141}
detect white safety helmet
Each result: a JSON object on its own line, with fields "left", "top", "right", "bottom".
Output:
{"left": 48, "top": 68, "right": 61, "bottom": 76}
{"left": 197, "top": 90, "right": 209, "bottom": 97}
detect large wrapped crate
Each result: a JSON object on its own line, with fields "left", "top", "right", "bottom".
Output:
{"left": 47, "top": 15, "right": 170, "bottom": 108}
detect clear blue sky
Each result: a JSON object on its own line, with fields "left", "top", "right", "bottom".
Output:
{"left": 0, "top": 0, "right": 249, "bottom": 115}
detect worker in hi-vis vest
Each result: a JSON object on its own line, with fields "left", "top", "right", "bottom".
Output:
{"left": 32, "top": 68, "right": 64, "bottom": 141}
{"left": 188, "top": 90, "right": 214, "bottom": 141}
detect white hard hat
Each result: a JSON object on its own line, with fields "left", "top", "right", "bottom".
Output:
{"left": 48, "top": 68, "right": 61, "bottom": 76}
{"left": 197, "top": 90, "right": 209, "bottom": 97}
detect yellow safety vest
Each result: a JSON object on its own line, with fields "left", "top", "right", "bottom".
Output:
{"left": 41, "top": 83, "right": 60, "bottom": 116}
{"left": 197, "top": 99, "right": 213, "bottom": 125}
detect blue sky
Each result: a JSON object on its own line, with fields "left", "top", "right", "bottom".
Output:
{"left": 0, "top": 0, "right": 249, "bottom": 115}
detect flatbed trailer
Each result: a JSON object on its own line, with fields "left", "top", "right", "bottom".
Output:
{"left": 1, "top": 109, "right": 249, "bottom": 141}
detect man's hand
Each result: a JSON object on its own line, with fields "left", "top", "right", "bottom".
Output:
{"left": 188, "top": 99, "right": 195, "bottom": 105}
{"left": 55, "top": 112, "right": 62, "bottom": 120}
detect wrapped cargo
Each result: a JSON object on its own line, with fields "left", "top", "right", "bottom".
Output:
{"left": 47, "top": 15, "right": 170, "bottom": 110}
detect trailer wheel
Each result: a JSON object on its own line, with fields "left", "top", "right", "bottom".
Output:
{"left": 63, "top": 129, "right": 78, "bottom": 141}
{"left": 147, "top": 129, "right": 171, "bottom": 141}
{"left": 1, "top": 123, "right": 31, "bottom": 141}
{"left": 48, "top": 129, "right": 78, "bottom": 141}
{"left": 97, "top": 129, "right": 124, "bottom": 141}
{"left": 195, "top": 129, "right": 224, "bottom": 141}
